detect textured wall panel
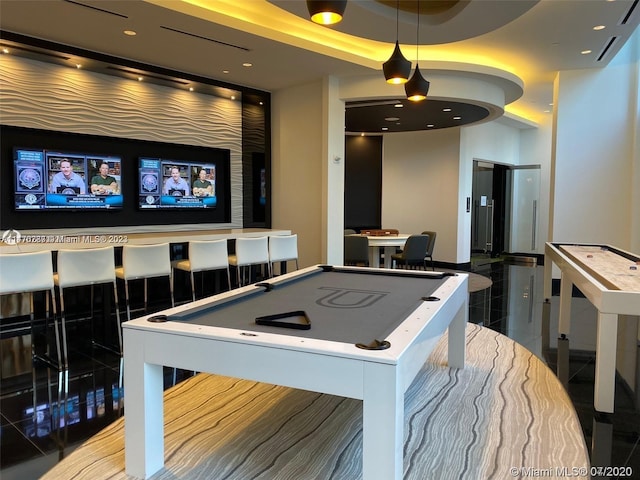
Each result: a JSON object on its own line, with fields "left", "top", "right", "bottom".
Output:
{"left": 0, "top": 55, "right": 243, "bottom": 227}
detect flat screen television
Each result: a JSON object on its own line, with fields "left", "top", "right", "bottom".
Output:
{"left": 13, "top": 147, "right": 123, "bottom": 210}
{"left": 138, "top": 157, "right": 217, "bottom": 209}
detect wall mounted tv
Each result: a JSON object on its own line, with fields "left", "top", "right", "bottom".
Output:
{"left": 138, "top": 158, "right": 217, "bottom": 209}
{"left": 13, "top": 147, "right": 123, "bottom": 210}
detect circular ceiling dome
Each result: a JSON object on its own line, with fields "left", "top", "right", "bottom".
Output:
{"left": 269, "top": 0, "right": 538, "bottom": 44}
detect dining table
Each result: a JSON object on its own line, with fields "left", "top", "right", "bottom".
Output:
{"left": 356, "top": 233, "right": 410, "bottom": 268}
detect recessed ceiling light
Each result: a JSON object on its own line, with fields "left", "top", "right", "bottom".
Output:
{"left": 443, "top": 108, "right": 452, "bottom": 112}
{"left": 231, "top": 95, "right": 236, "bottom": 100}
{"left": 123, "top": 30, "right": 137, "bottom": 36}
{"left": 76, "top": 64, "right": 82, "bottom": 69}
{"left": 382, "top": 127, "right": 389, "bottom": 131}
{"left": 581, "top": 50, "right": 592, "bottom": 55}
{"left": 222, "top": 70, "right": 230, "bottom": 74}
{"left": 384, "top": 117, "right": 400, "bottom": 122}
{"left": 242, "top": 63, "right": 252, "bottom": 67}
{"left": 394, "top": 104, "right": 403, "bottom": 108}
{"left": 2, "top": 48, "right": 9, "bottom": 54}
{"left": 593, "top": 25, "right": 606, "bottom": 31}
{"left": 189, "top": 87, "right": 194, "bottom": 92}
{"left": 361, "top": 132, "right": 365, "bottom": 136}
{"left": 427, "top": 124, "right": 435, "bottom": 128}
{"left": 137, "top": 76, "right": 143, "bottom": 81}
{"left": 453, "top": 116, "right": 462, "bottom": 120}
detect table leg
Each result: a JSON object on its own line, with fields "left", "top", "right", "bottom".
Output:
{"left": 362, "top": 362, "right": 403, "bottom": 480}
{"left": 447, "top": 298, "right": 467, "bottom": 369}
{"left": 594, "top": 312, "right": 618, "bottom": 413}
{"left": 382, "top": 246, "right": 395, "bottom": 269}
{"left": 369, "top": 247, "right": 381, "bottom": 268}
{"left": 124, "top": 331, "right": 165, "bottom": 479}
{"left": 558, "top": 273, "right": 573, "bottom": 336}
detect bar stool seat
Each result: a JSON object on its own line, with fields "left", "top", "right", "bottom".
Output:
{"left": 0, "top": 251, "right": 61, "bottom": 371}
{"left": 115, "top": 243, "right": 174, "bottom": 322}
{"left": 172, "top": 239, "right": 231, "bottom": 302}
{"left": 54, "top": 246, "right": 121, "bottom": 368}
{"left": 269, "top": 234, "right": 299, "bottom": 276}
{"left": 228, "top": 237, "right": 270, "bottom": 287}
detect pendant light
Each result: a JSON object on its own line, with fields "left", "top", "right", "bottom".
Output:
{"left": 383, "top": 0, "right": 411, "bottom": 84}
{"left": 307, "top": 0, "right": 347, "bottom": 25}
{"left": 405, "top": 0, "right": 430, "bottom": 101}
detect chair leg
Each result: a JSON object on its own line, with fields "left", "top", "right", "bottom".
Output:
{"left": 58, "top": 290, "right": 70, "bottom": 371}
{"left": 124, "top": 279, "right": 132, "bottom": 322}
{"left": 143, "top": 278, "right": 148, "bottom": 313}
{"left": 169, "top": 273, "right": 175, "bottom": 308}
{"left": 190, "top": 271, "right": 196, "bottom": 302}
{"left": 111, "top": 281, "right": 123, "bottom": 356}
{"left": 48, "top": 288, "right": 62, "bottom": 371}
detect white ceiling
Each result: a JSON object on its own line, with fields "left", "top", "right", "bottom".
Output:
{"left": 1, "top": 0, "right": 638, "bottom": 128}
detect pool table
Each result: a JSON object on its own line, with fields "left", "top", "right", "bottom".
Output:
{"left": 123, "top": 265, "right": 469, "bottom": 479}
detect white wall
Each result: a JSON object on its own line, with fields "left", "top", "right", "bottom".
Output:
{"left": 551, "top": 38, "right": 639, "bottom": 250}
{"left": 381, "top": 129, "right": 461, "bottom": 264}
{"left": 271, "top": 80, "right": 325, "bottom": 267}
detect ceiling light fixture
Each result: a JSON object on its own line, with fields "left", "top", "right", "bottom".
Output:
{"left": 383, "top": 0, "right": 411, "bottom": 84}
{"left": 307, "top": 0, "right": 347, "bottom": 25}
{"left": 404, "top": 0, "right": 429, "bottom": 102}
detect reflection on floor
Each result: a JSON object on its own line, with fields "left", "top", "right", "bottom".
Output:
{"left": 1, "top": 263, "right": 638, "bottom": 479}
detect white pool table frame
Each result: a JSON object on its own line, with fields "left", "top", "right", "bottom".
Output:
{"left": 123, "top": 265, "right": 468, "bottom": 479}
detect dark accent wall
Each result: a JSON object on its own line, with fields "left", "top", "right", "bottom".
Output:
{"left": 344, "top": 135, "right": 382, "bottom": 231}
{"left": 242, "top": 94, "right": 271, "bottom": 227}
{"left": 0, "top": 125, "right": 232, "bottom": 230}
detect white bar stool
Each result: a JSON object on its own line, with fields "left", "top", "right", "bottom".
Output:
{"left": 172, "top": 239, "right": 231, "bottom": 302}
{"left": 269, "top": 234, "right": 299, "bottom": 276}
{"left": 54, "top": 246, "right": 121, "bottom": 368}
{"left": 116, "top": 243, "right": 174, "bottom": 321}
{"left": 0, "top": 251, "right": 61, "bottom": 370}
{"left": 228, "top": 237, "right": 270, "bottom": 287}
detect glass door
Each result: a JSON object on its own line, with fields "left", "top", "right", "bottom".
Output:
{"left": 509, "top": 166, "right": 541, "bottom": 254}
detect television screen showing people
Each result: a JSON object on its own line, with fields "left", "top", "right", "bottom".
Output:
{"left": 138, "top": 158, "right": 216, "bottom": 209}
{"left": 13, "top": 148, "right": 123, "bottom": 210}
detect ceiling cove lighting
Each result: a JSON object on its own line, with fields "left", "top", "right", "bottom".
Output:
{"left": 383, "top": 0, "right": 411, "bottom": 84}
{"left": 307, "top": 0, "right": 347, "bottom": 25}
{"left": 404, "top": 0, "right": 429, "bottom": 102}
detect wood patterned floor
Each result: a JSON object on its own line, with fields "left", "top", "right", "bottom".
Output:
{"left": 41, "top": 324, "right": 589, "bottom": 480}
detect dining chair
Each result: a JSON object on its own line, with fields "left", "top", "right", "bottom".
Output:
{"left": 391, "top": 234, "right": 430, "bottom": 269}
{"left": 421, "top": 231, "right": 437, "bottom": 270}
{"left": 172, "top": 239, "right": 231, "bottom": 302}
{"left": 344, "top": 235, "right": 369, "bottom": 266}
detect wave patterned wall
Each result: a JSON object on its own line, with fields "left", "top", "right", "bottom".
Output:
{"left": 0, "top": 55, "right": 243, "bottom": 227}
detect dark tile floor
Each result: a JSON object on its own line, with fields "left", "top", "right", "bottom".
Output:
{"left": 1, "top": 262, "right": 639, "bottom": 479}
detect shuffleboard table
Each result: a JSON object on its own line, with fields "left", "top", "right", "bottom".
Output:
{"left": 123, "top": 264, "right": 468, "bottom": 479}
{"left": 544, "top": 242, "right": 640, "bottom": 412}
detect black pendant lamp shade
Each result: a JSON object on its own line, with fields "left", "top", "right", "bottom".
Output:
{"left": 405, "top": 64, "right": 430, "bottom": 101}
{"left": 307, "top": 0, "right": 347, "bottom": 25}
{"left": 404, "top": 0, "right": 429, "bottom": 101}
{"left": 383, "top": 41, "right": 412, "bottom": 84}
